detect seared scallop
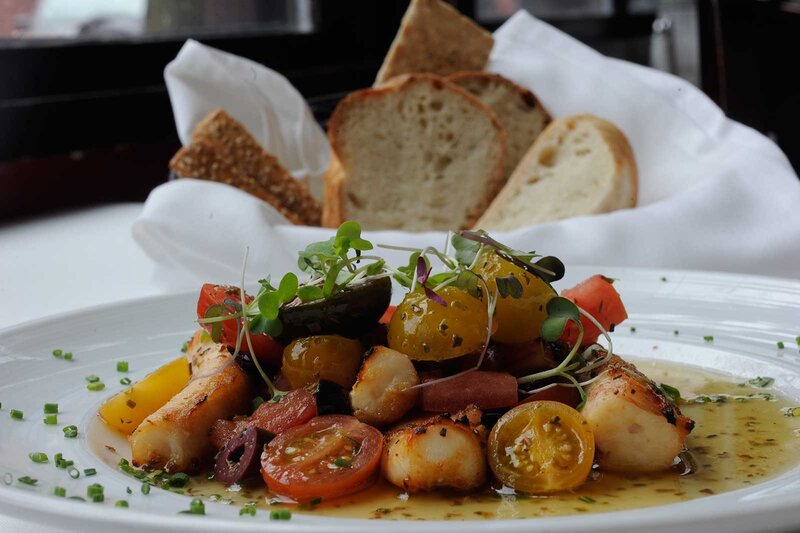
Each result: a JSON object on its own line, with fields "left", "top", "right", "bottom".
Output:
{"left": 350, "top": 346, "right": 420, "bottom": 427}
{"left": 581, "top": 354, "right": 694, "bottom": 472}
{"left": 382, "top": 406, "right": 487, "bottom": 492}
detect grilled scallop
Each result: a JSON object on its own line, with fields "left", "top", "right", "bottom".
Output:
{"left": 581, "top": 354, "right": 694, "bottom": 472}
{"left": 129, "top": 330, "right": 251, "bottom": 472}
{"left": 350, "top": 346, "right": 420, "bottom": 427}
{"left": 382, "top": 406, "right": 487, "bottom": 492}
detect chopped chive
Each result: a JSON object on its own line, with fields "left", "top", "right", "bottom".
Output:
{"left": 44, "top": 403, "right": 58, "bottom": 414}
{"left": 64, "top": 352, "right": 73, "bottom": 361}
{"left": 117, "top": 361, "right": 129, "bottom": 372}
{"left": 660, "top": 276, "right": 667, "bottom": 282}
{"left": 84, "top": 468, "right": 97, "bottom": 477}
{"left": 53, "top": 349, "right": 63, "bottom": 358}
{"left": 704, "top": 335, "right": 714, "bottom": 342}
{"left": 29, "top": 452, "right": 48, "bottom": 464}
{"left": 796, "top": 336, "right": 800, "bottom": 346}
{"left": 115, "top": 500, "right": 129, "bottom": 508}
{"left": 141, "top": 482, "right": 151, "bottom": 495}
{"left": 91, "top": 494, "right": 104, "bottom": 503}
{"left": 44, "top": 414, "right": 58, "bottom": 425}
{"left": 85, "top": 375, "right": 100, "bottom": 383}
{"left": 240, "top": 506, "right": 257, "bottom": 517}
{"left": 167, "top": 472, "right": 190, "bottom": 488}
{"left": 120, "top": 377, "right": 132, "bottom": 386}
{"left": 778, "top": 341, "right": 785, "bottom": 350}
{"left": 54, "top": 486, "right": 66, "bottom": 497}
{"left": 63, "top": 425, "right": 78, "bottom": 438}
{"left": 181, "top": 342, "right": 189, "bottom": 353}
{"left": 180, "top": 498, "right": 205, "bottom": 515}
{"left": 87, "top": 483, "right": 104, "bottom": 497}
{"left": 126, "top": 486, "right": 132, "bottom": 495}
{"left": 10, "top": 409, "right": 23, "bottom": 420}
{"left": 269, "top": 509, "right": 292, "bottom": 520}
{"left": 630, "top": 327, "right": 636, "bottom": 333}
{"left": 68, "top": 466, "right": 80, "bottom": 479}
{"left": 673, "top": 330, "right": 679, "bottom": 336}
{"left": 17, "top": 476, "right": 37, "bottom": 486}
{"left": 579, "top": 495, "right": 596, "bottom": 503}
{"left": 0, "top": 401, "right": 2, "bottom": 409}
{"left": 333, "top": 457, "right": 350, "bottom": 468}
{"left": 87, "top": 382, "right": 105, "bottom": 392}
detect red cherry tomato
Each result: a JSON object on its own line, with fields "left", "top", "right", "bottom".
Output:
{"left": 379, "top": 305, "right": 396, "bottom": 325}
{"left": 197, "top": 283, "right": 283, "bottom": 367}
{"left": 260, "top": 415, "right": 382, "bottom": 503}
{"left": 561, "top": 275, "right": 627, "bottom": 346}
{"left": 209, "top": 389, "right": 318, "bottom": 450}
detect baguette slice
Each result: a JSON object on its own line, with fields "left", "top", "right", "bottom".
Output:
{"left": 325, "top": 74, "right": 507, "bottom": 231}
{"left": 447, "top": 72, "right": 551, "bottom": 182}
{"left": 375, "top": 0, "right": 493, "bottom": 86}
{"left": 170, "top": 109, "right": 322, "bottom": 226}
{"left": 476, "top": 115, "right": 637, "bottom": 230}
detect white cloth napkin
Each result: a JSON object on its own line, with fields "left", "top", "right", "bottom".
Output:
{"left": 133, "top": 11, "right": 800, "bottom": 287}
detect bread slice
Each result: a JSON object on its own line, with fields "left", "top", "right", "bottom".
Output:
{"left": 169, "top": 109, "right": 322, "bottom": 226}
{"left": 375, "top": 0, "right": 494, "bottom": 86}
{"left": 447, "top": 72, "right": 551, "bottom": 182}
{"left": 325, "top": 74, "right": 507, "bottom": 231}
{"left": 476, "top": 115, "right": 637, "bottom": 231}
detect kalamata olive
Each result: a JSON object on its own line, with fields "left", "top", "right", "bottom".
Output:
{"left": 278, "top": 276, "right": 391, "bottom": 342}
{"left": 472, "top": 251, "right": 556, "bottom": 343}
{"left": 214, "top": 425, "right": 272, "bottom": 485}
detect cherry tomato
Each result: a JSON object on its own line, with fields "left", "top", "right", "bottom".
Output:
{"left": 281, "top": 335, "right": 363, "bottom": 389}
{"left": 387, "top": 286, "right": 494, "bottom": 361}
{"left": 488, "top": 401, "right": 594, "bottom": 494}
{"left": 197, "top": 284, "right": 283, "bottom": 366}
{"left": 379, "top": 305, "right": 397, "bottom": 325}
{"left": 260, "top": 415, "right": 383, "bottom": 503}
{"left": 561, "top": 275, "right": 627, "bottom": 346}
{"left": 473, "top": 251, "right": 556, "bottom": 343}
{"left": 209, "top": 389, "right": 318, "bottom": 450}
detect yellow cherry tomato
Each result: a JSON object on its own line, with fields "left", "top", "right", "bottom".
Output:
{"left": 488, "top": 401, "right": 595, "bottom": 494}
{"left": 387, "top": 285, "right": 494, "bottom": 361}
{"left": 282, "top": 335, "right": 363, "bottom": 389}
{"left": 473, "top": 251, "right": 556, "bottom": 343}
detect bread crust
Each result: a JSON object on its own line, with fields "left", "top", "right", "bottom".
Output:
{"left": 171, "top": 109, "right": 322, "bottom": 226}
{"left": 445, "top": 71, "right": 551, "bottom": 121}
{"left": 375, "top": 0, "right": 494, "bottom": 85}
{"left": 325, "top": 73, "right": 507, "bottom": 230}
{"left": 476, "top": 114, "right": 638, "bottom": 230}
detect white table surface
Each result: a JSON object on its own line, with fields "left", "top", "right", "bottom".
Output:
{"left": 0, "top": 203, "right": 161, "bottom": 532}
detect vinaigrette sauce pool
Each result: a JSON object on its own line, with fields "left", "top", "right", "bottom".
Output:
{"left": 95, "top": 359, "right": 800, "bottom": 520}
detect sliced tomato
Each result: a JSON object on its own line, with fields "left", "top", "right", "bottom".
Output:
{"left": 561, "top": 275, "right": 627, "bottom": 346}
{"left": 420, "top": 371, "right": 518, "bottom": 412}
{"left": 209, "top": 389, "right": 317, "bottom": 450}
{"left": 260, "top": 415, "right": 383, "bottom": 503}
{"left": 197, "top": 283, "right": 283, "bottom": 366}
{"left": 488, "top": 401, "right": 594, "bottom": 494}
{"left": 379, "top": 305, "right": 396, "bottom": 325}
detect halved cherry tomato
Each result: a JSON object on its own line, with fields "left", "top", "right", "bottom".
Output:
{"left": 209, "top": 389, "right": 317, "bottom": 450}
{"left": 260, "top": 415, "right": 383, "bottom": 503}
{"left": 488, "top": 401, "right": 594, "bottom": 494}
{"left": 561, "top": 275, "right": 627, "bottom": 346}
{"left": 197, "top": 283, "right": 283, "bottom": 367}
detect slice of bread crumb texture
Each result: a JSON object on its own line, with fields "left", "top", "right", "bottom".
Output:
{"left": 325, "top": 74, "right": 507, "bottom": 231}
{"left": 476, "top": 114, "right": 638, "bottom": 231}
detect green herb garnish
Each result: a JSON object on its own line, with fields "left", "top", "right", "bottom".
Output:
{"left": 10, "top": 409, "right": 23, "bottom": 420}
{"left": 63, "top": 425, "right": 78, "bottom": 438}
{"left": 29, "top": 452, "right": 48, "bottom": 463}
{"left": 43, "top": 403, "right": 58, "bottom": 414}
{"left": 84, "top": 468, "right": 97, "bottom": 477}
{"left": 117, "top": 361, "right": 129, "bottom": 372}
{"left": 240, "top": 506, "right": 257, "bottom": 517}
{"left": 44, "top": 414, "right": 58, "bottom": 425}
{"left": 115, "top": 500, "right": 129, "bottom": 508}
{"left": 87, "top": 382, "right": 105, "bottom": 392}
{"left": 120, "top": 377, "right": 132, "bottom": 386}
{"left": 744, "top": 376, "right": 774, "bottom": 388}
{"left": 704, "top": 335, "right": 714, "bottom": 342}
{"left": 579, "top": 495, "right": 596, "bottom": 503}
{"left": 180, "top": 498, "right": 205, "bottom": 515}
{"left": 659, "top": 383, "right": 681, "bottom": 404}
{"left": 777, "top": 341, "right": 785, "bottom": 350}
{"left": 17, "top": 476, "right": 37, "bottom": 486}
{"left": 269, "top": 509, "right": 292, "bottom": 520}
{"left": 54, "top": 486, "right": 66, "bottom": 497}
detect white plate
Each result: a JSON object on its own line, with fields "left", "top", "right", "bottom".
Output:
{"left": 1, "top": 267, "right": 800, "bottom": 533}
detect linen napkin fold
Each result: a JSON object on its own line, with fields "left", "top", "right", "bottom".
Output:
{"left": 133, "top": 11, "right": 800, "bottom": 287}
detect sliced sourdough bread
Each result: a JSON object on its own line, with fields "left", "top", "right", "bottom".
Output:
{"left": 325, "top": 74, "right": 507, "bottom": 231}
{"left": 170, "top": 109, "right": 321, "bottom": 226}
{"left": 375, "top": 0, "right": 494, "bottom": 86}
{"left": 476, "top": 114, "right": 638, "bottom": 231}
{"left": 447, "top": 72, "right": 551, "bottom": 182}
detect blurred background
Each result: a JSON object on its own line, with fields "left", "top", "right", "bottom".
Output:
{"left": 0, "top": 0, "right": 797, "bottom": 222}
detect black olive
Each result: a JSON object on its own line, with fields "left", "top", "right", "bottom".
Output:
{"left": 214, "top": 425, "right": 273, "bottom": 485}
{"left": 314, "top": 379, "right": 352, "bottom": 416}
{"left": 278, "top": 276, "right": 391, "bottom": 342}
